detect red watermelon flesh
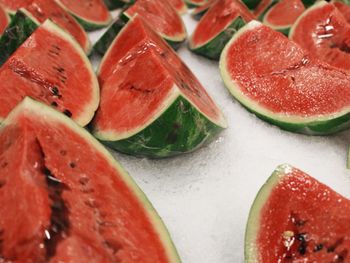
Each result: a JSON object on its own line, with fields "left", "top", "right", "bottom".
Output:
{"left": 168, "top": 0, "right": 187, "bottom": 14}
{"left": 334, "top": 1, "right": 350, "bottom": 24}
{"left": 124, "top": 0, "right": 186, "bottom": 42}
{"left": 27, "top": 0, "right": 91, "bottom": 54}
{"left": 221, "top": 21, "right": 350, "bottom": 117}
{"left": 191, "top": 0, "right": 253, "bottom": 47}
{"left": 96, "top": 16, "right": 224, "bottom": 136}
{"left": 0, "top": 98, "right": 179, "bottom": 262}
{"left": 290, "top": 2, "right": 350, "bottom": 72}
{"left": 0, "top": 20, "right": 99, "bottom": 126}
{"left": 0, "top": 5, "right": 9, "bottom": 35}
{"left": 264, "top": 0, "right": 305, "bottom": 28}
{"left": 246, "top": 164, "right": 350, "bottom": 262}
{"left": 0, "top": 0, "right": 31, "bottom": 13}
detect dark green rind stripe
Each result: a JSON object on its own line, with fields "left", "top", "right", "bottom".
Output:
{"left": 185, "top": 0, "right": 204, "bottom": 8}
{"left": 302, "top": 0, "right": 317, "bottom": 8}
{"left": 190, "top": 16, "right": 246, "bottom": 60}
{"left": 70, "top": 13, "right": 110, "bottom": 31}
{"left": 242, "top": 0, "right": 261, "bottom": 9}
{"left": 93, "top": 18, "right": 125, "bottom": 55}
{"left": 0, "top": 10, "right": 39, "bottom": 66}
{"left": 95, "top": 96, "right": 225, "bottom": 158}
{"left": 104, "top": 0, "right": 134, "bottom": 10}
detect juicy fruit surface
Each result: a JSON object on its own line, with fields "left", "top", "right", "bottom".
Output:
{"left": 264, "top": 0, "right": 305, "bottom": 27}
{"left": 0, "top": 22, "right": 98, "bottom": 126}
{"left": 0, "top": 0, "right": 31, "bottom": 12}
{"left": 221, "top": 22, "right": 350, "bottom": 117}
{"left": 0, "top": 5, "right": 8, "bottom": 35}
{"left": 96, "top": 17, "right": 224, "bottom": 137}
{"left": 334, "top": 1, "right": 350, "bottom": 24}
{"left": 58, "top": 0, "right": 111, "bottom": 24}
{"left": 290, "top": 2, "right": 350, "bottom": 72}
{"left": 0, "top": 101, "right": 175, "bottom": 262}
{"left": 191, "top": 0, "right": 253, "bottom": 46}
{"left": 27, "top": 0, "right": 91, "bottom": 53}
{"left": 250, "top": 165, "right": 350, "bottom": 262}
{"left": 124, "top": 0, "right": 186, "bottom": 39}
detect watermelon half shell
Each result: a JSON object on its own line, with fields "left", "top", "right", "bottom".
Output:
{"left": 93, "top": 16, "right": 227, "bottom": 158}
{"left": 220, "top": 21, "right": 350, "bottom": 135}
{"left": 262, "top": 0, "right": 305, "bottom": 35}
{"left": 0, "top": 20, "right": 99, "bottom": 127}
{"left": 56, "top": 0, "right": 112, "bottom": 31}
{"left": 0, "top": 4, "right": 9, "bottom": 35}
{"left": 189, "top": 0, "right": 254, "bottom": 60}
{"left": 290, "top": 1, "right": 350, "bottom": 72}
{"left": 0, "top": 97, "right": 181, "bottom": 262}
{"left": 245, "top": 164, "right": 350, "bottom": 262}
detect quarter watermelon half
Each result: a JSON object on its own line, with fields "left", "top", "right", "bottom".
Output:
{"left": 0, "top": 19, "right": 99, "bottom": 127}
{"left": 245, "top": 164, "right": 350, "bottom": 262}
{"left": 290, "top": 1, "right": 350, "bottom": 72}
{"left": 93, "top": 16, "right": 227, "bottom": 158}
{"left": 189, "top": 0, "right": 253, "bottom": 60}
{"left": 56, "top": 0, "right": 112, "bottom": 31}
{"left": 0, "top": 97, "right": 181, "bottom": 262}
{"left": 220, "top": 21, "right": 350, "bottom": 135}
{"left": 0, "top": 4, "right": 9, "bottom": 36}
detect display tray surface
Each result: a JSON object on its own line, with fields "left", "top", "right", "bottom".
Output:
{"left": 89, "top": 12, "right": 350, "bottom": 263}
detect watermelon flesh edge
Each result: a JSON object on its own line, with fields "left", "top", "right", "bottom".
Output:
{"left": 0, "top": 97, "right": 181, "bottom": 262}
{"left": 0, "top": 5, "right": 9, "bottom": 35}
{"left": 0, "top": 0, "right": 31, "bottom": 14}
{"left": 245, "top": 164, "right": 350, "bottom": 262}
{"left": 0, "top": 20, "right": 99, "bottom": 127}
{"left": 220, "top": 21, "right": 350, "bottom": 135}
{"left": 290, "top": 2, "right": 350, "bottom": 73}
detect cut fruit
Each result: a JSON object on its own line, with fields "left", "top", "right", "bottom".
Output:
{"left": 189, "top": 0, "right": 253, "bottom": 60}
{"left": 0, "top": 20, "right": 99, "bottom": 127}
{"left": 245, "top": 164, "right": 350, "bottom": 262}
{"left": 168, "top": 0, "right": 187, "bottom": 14}
{"left": 191, "top": 0, "right": 216, "bottom": 21}
{"left": 122, "top": 0, "right": 187, "bottom": 49}
{"left": 220, "top": 21, "right": 350, "bottom": 135}
{"left": 253, "top": 0, "right": 276, "bottom": 18}
{"left": 262, "top": 0, "right": 305, "bottom": 35}
{"left": 0, "top": 5, "right": 9, "bottom": 35}
{"left": 0, "top": 97, "right": 181, "bottom": 262}
{"left": 56, "top": 0, "right": 112, "bottom": 31}
{"left": 290, "top": 2, "right": 350, "bottom": 72}
{"left": 0, "top": 10, "right": 39, "bottom": 67}
{"left": 334, "top": 1, "right": 350, "bottom": 24}
{"left": 93, "top": 16, "right": 226, "bottom": 158}
{"left": 27, "top": 0, "right": 91, "bottom": 54}
{"left": 0, "top": 0, "right": 31, "bottom": 14}
{"left": 185, "top": 0, "right": 208, "bottom": 8}
{"left": 103, "top": 0, "right": 133, "bottom": 10}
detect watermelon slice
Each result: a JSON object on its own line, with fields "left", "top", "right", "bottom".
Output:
{"left": 168, "top": 0, "right": 187, "bottom": 14}
{"left": 56, "top": 0, "right": 112, "bottom": 31}
{"left": 0, "top": 20, "right": 99, "bottom": 127}
{"left": 93, "top": 16, "right": 226, "bottom": 158}
{"left": 189, "top": 0, "right": 254, "bottom": 60}
{"left": 245, "top": 164, "right": 350, "bottom": 262}
{"left": 0, "top": 4, "right": 9, "bottom": 35}
{"left": 334, "top": 1, "right": 350, "bottom": 23}
{"left": 26, "top": 0, "right": 91, "bottom": 54}
{"left": 290, "top": 2, "right": 350, "bottom": 72}
{"left": 0, "top": 0, "right": 31, "bottom": 14}
{"left": 0, "top": 97, "right": 181, "bottom": 262}
{"left": 191, "top": 0, "right": 216, "bottom": 21}
{"left": 220, "top": 21, "right": 350, "bottom": 135}
{"left": 122, "top": 0, "right": 187, "bottom": 49}
{"left": 185, "top": 0, "right": 208, "bottom": 8}
{"left": 262, "top": 0, "right": 305, "bottom": 35}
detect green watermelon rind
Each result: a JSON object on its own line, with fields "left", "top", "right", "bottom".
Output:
{"left": 220, "top": 21, "right": 350, "bottom": 135}
{"left": 189, "top": 16, "right": 246, "bottom": 60}
{"left": 103, "top": 0, "right": 135, "bottom": 10}
{"left": 184, "top": 0, "right": 207, "bottom": 8}
{"left": 0, "top": 9, "right": 40, "bottom": 67}
{"left": 302, "top": 0, "right": 317, "bottom": 7}
{"left": 55, "top": 0, "right": 112, "bottom": 31}
{"left": 244, "top": 164, "right": 292, "bottom": 263}
{"left": 93, "top": 89, "right": 227, "bottom": 158}
{"left": 2, "top": 96, "right": 182, "bottom": 263}
{"left": 242, "top": 0, "right": 261, "bottom": 9}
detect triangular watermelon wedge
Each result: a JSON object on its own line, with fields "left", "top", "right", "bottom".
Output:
{"left": 93, "top": 16, "right": 226, "bottom": 158}
{"left": 290, "top": 1, "right": 350, "bottom": 72}
{"left": 246, "top": 164, "right": 350, "bottom": 262}
{"left": 0, "top": 20, "right": 99, "bottom": 126}
{"left": 0, "top": 97, "right": 181, "bottom": 262}
{"left": 220, "top": 21, "right": 350, "bottom": 135}
{"left": 0, "top": 4, "right": 9, "bottom": 35}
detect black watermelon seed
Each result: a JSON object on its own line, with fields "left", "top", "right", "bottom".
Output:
{"left": 63, "top": 110, "right": 72, "bottom": 118}
{"left": 69, "top": 162, "right": 76, "bottom": 168}
{"left": 313, "top": 244, "right": 323, "bottom": 252}
{"left": 51, "top": 101, "right": 58, "bottom": 107}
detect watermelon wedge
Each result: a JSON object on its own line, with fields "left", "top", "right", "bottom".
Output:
{"left": 191, "top": 0, "right": 216, "bottom": 21}
{"left": 220, "top": 21, "right": 350, "bottom": 135}
{"left": 245, "top": 164, "right": 350, "bottom": 262}
{"left": 56, "top": 0, "right": 112, "bottom": 31}
{"left": 0, "top": 4, "right": 9, "bottom": 35}
{"left": 334, "top": 1, "right": 350, "bottom": 23}
{"left": 0, "top": 20, "right": 99, "bottom": 127}
{"left": 185, "top": 0, "right": 208, "bottom": 8}
{"left": 26, "top": 0, "right": 91, "bottom": 54}
{"left": 0, "top": 97, "right": 181, "bottom": 262}
{"left": 93, "top": 16, "right": 226, "bottom": 158}
{"left": 290, "top": 2, "right": 350, "bottom": 72}
{"left": 168, "top": 0, "right": 187, "bottom": 14}
{"left": 122, "top": 0, "right": 187, "bottom": 49}
{"left": 189, "top": 0, "right": 254, "bottom": 60}
{"left": 0, "top": 0, "right": 31, "bottom": 14}
{"left": 262, "top": 0, "right": 305, "bottom": 35}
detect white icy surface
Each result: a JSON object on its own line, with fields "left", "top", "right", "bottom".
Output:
{"left": 89, "top": 12, "right": 350, "bottom": 263}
